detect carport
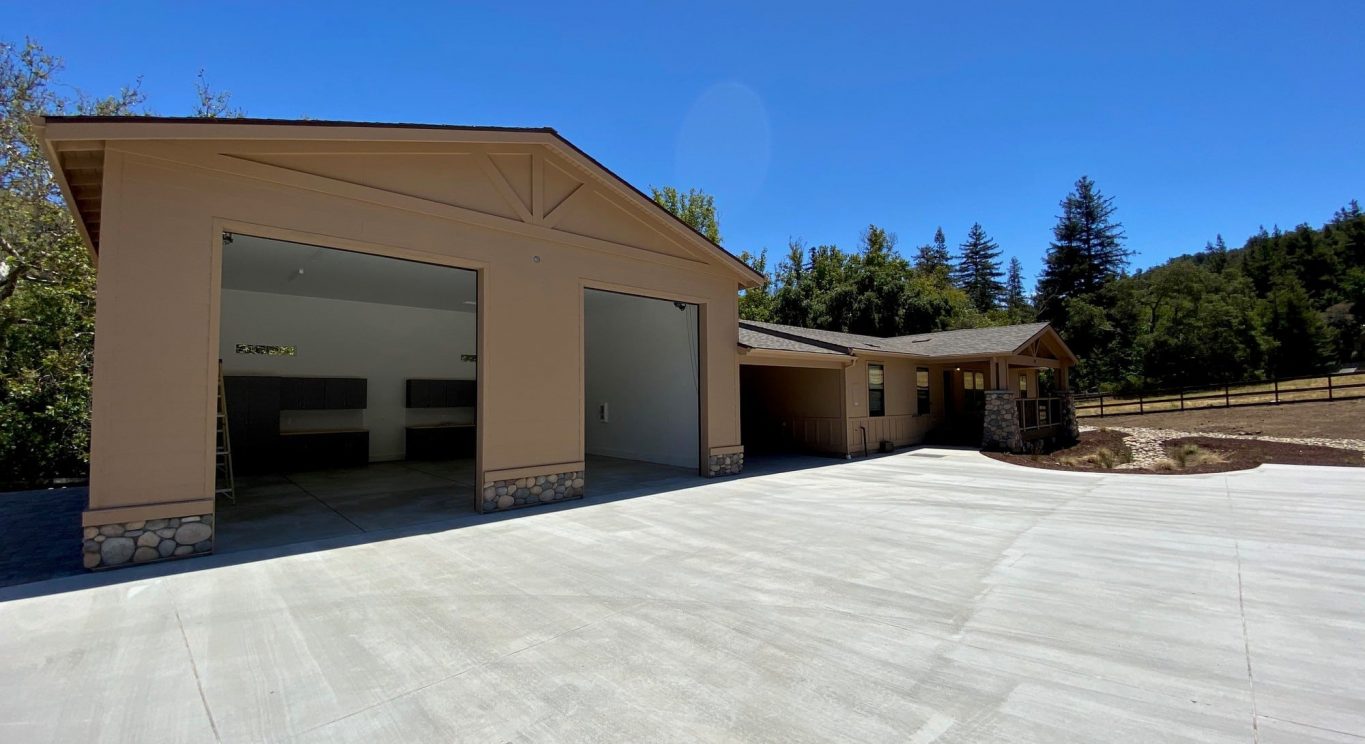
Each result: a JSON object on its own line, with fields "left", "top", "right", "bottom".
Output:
{"left": 738, "top": 326, "right": 854, "bottom": 456}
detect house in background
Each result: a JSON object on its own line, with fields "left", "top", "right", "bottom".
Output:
{"left": 737, "top": 320, "right": 1079, "bottom": 457}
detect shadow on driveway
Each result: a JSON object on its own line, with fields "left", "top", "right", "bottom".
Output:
{"left": 0, "top": 451, "right": 900, "bottom": 602}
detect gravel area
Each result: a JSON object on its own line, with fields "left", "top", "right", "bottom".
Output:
{"left": 1083, "top": 425, "right": 1365, "bottom": 469}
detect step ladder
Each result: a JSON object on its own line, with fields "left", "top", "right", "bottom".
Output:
{"left": 216, "top": 361, "right": 237, "bottom": 505}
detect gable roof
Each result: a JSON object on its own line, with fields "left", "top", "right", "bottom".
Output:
{"left": 739, "top": 320, "right": 1075, "bottom": 363}
{"left": 36, "top": 116, "right": 766, "bottom": 287}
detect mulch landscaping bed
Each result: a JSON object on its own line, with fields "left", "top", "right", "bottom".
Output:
{"left": 986, "top": 430, "right": 1364, "bottom": 474}
{"left": 1162, "top": 436, "right": 1365, "bottom": 472}
{"left": 983, "top": 429, "right": 1134, "bottom": 472}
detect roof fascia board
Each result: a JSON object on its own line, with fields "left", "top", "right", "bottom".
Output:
{"left": 737, "top": 348, "right": 855, "bottom": 368}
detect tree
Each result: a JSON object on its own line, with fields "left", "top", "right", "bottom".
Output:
{"left": 650, "top": 186, "right": 721, "bottom": 244}
{"left": 953, "top": 222, "right": 1004, "bottom": 313}
{"left": 914, "top": 226, "right": 951, "bottom": 278}
{"left": 1035, "top": 176, "right": 1130, "bottom": 322}
{"left": 1262, "top": 277, "right": 1333, "bottom": 377}
{"left": 1, "top": 39, "right": 241, "bottom": 486}
{"left": 839, "top": 224, "right": 913, "bottom": 336}
{"left": 192, "top": 69, "right": 243, "bottom": 118}
{"left": 1, "top": 40, "right": 147, "bottom": 485}
{"left": 1004, "top": 256, "right": 1033, "bottom": 322}
{"left": 1201, "top": 234, "right": 1229, "bottom": 273}
{"left": 735, "top": 248, "right": 775, "bottom": 322}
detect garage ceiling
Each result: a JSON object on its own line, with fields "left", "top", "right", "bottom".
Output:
{"left": 222, "top": 234, "right": 477, "bottom": 312}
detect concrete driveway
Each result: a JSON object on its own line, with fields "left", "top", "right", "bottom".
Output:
{"left": 1, "top": 450, "right": 1362, "bottom": 743}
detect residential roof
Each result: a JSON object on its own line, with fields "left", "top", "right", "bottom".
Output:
{"left": 36, "top": 116, "right": 766, "bottom": 287}
{"left": 738, "top": 320, "right": 1071, "bottom": 362}
{"left": 737, "top": 324, "right": 850, "bottom": 356}
{"left": 886, "top": 322, "right": 1052, "bottom": 357}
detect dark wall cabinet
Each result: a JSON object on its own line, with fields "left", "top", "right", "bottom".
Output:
{"left": 406, "top": 379, "right": 476, "bottom": 408}
{"left": 279, "top": 377, "right": 366, "bottom": 411}
{"left": 224, "top": 375, "right": 368, "bottom": 473}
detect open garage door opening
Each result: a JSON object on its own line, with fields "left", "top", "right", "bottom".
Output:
{"left": 216, "top": 233, "right": 478, "bottom": 552}
{"left": 583, "top": 289, "right": 700, "bottom": 482}
{"left": 740, "top": 364, "right": 847, "bottom": 457}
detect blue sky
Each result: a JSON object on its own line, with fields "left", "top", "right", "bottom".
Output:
{"left": 9, "top": 1, "right": 1363, "bottom": 282}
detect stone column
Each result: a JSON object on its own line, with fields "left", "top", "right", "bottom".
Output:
{"left": 1059, "top": 390, "right": 1081, "bottom": 443}
{"left": 982, "top": 390, "right": 1024, "bottom": 453}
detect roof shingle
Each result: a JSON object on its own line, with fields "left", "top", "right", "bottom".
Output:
{"left": 738, "top": 320, "right": 1055, "bottom": 359}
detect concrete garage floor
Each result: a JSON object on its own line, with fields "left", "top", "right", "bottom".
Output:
{"left": 1, "top": 451, "right": 1363, "bottom": 742}
{"left": 217, "top": 456, "right": 701, "bottom": 553}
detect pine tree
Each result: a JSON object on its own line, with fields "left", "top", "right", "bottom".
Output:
{"left": 1202, "top": 234, "right": 1229, "bottom": 273}
{"left": 914, "top": 227, "right": 952, "bottom": 277}
{"left": 1035, "top": 176, "right": 1129, "bottom": 322}
{"left": 1005, "top": 257, "right": 1032, "bottom": 321}
{"left": 953, "top": 223, "right": 1004, "bottom": 312}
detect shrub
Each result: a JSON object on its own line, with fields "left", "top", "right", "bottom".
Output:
{"left": 1060, "top": 446, "right": 1131, "bottom": 469}
{"left": 1166, "top": 443, "right": 1227, "bottom": 469}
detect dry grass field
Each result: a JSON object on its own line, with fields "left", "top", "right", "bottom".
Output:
{"left": 1087, "top": 397, "right": 1365, "bottom": 440}
{"left": 1077, "top": 372, "right": 1365, "bottom": 417}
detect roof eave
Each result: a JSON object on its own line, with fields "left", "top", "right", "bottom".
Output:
{"left": 34, "top": 119, "right": 98, "bottom": 261}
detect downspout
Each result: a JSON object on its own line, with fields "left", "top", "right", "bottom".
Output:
{"left": 839, "top": 356, "right": 860, "bottom": 459}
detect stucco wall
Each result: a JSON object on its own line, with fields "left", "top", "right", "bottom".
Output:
{"left": 219, "top": 289, "right": 477, "bottom": 461}
{"left": 81, "top": 137, "right": 745, "bottom": 521}
{"left": 583, "top": 290, "right": 699, "bottom": 468}
{"left": 844, "top": 357, "right": 946, "bottom": 453}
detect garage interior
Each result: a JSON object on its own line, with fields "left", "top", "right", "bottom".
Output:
{"left": 215, "top": 234, "right": 479, "bottom": 552}
{"left": 583, "top": 289, "right": 701, "bottom": 489}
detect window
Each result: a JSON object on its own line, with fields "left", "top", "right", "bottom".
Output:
{"left": 916, "top": 367, "right": 930, "bottom": 415}
{"left": 868, "top": 363, "right": 885, "bottom": 417}
{"left": 963, "top": 370, "right": 986, "bottom": 412}
{"left": 1018, "top": 373, "right": 1028, "bottom": 397}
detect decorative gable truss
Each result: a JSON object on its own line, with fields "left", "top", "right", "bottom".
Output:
{"left": 60, "top": 128, "right": 762, "bottom": 286}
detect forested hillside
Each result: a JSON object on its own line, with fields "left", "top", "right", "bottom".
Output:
{"left": 656, "top": 184, "right": 1364, "bottom": 394}
{"left": 1067, "top": 204, "right": 1363, "bottom": 392}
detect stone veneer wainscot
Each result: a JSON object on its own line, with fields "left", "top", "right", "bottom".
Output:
{"left": 82, "top": 514, "right": 214, "bottom": 570}
{"left": 707, "top": 452, "right": 744, "bottom": 476}
{"left": 482, "top": 470, "right": 584, "bottom": 512}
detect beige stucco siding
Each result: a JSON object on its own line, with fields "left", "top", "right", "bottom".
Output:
{"left": 83, "top": 140, "right": 745, "bottom": 521}
{"left": 844, "top": 356, "right": 946, "bottom": 454}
